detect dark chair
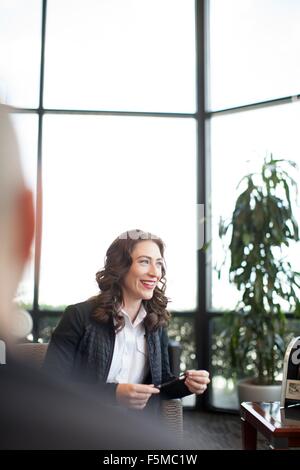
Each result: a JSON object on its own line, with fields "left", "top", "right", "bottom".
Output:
{"left": 168, "top": 339, "right": 182, "bottom": 376}
{"left": 163, "top": 340, "right": 183, "bottom": 437}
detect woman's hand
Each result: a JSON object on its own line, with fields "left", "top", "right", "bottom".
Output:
{"left": 116, "top": 383, "right": 160, "bottom": 410}
{"left": 184, "top": 370, "right": 210, "bottom": 395}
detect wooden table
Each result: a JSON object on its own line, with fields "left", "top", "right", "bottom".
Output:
{"left": 241, "top": 401, "right": 300, "bottom": 449}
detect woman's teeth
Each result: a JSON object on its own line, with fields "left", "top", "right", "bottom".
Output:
{"left": 141, "top": 281, "right": 155, "bottom": 289}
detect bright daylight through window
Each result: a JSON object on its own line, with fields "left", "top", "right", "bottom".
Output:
{"left": 0, "top": 0, "right": 197, "bottom": 312}
{"left": 208, "top": 0, "right": 300, "bottom": 410}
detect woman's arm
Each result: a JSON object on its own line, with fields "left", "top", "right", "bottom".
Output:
{"left": 42, "top": 305, "right": 85, "bottom": 381}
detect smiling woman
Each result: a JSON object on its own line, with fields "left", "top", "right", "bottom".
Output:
{"left": 92, "top": 231, "right": 169, "bottom": 334}
{"left": 43, "top": 229, "right": 210, "bottom": 411}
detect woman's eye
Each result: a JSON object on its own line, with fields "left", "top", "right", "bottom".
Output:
{"left": 140, "top": 259, "right": 148, "bottom": 264}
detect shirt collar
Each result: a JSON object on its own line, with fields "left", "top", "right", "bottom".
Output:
{"left": 121, "top": 303, "right": 147, "bottom": 327}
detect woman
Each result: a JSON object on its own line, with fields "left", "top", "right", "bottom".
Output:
{"left": 43, "top": 229, "right": 210, "bottom": 410}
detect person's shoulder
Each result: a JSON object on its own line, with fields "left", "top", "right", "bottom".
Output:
{"left": 68, "top": 299, "right": 96, "bottom": 314}
{"left": 63, "top": 299, "right": 96, "bottom": 325}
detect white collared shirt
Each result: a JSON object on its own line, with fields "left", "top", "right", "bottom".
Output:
{"left": 106, "top": 304, "right": 149, "bottom": 384}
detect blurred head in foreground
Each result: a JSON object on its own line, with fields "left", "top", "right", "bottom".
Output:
{"left": 0, "top": 104, "right": 178, "bottom": 450}
{"left": 0, "top": 104, "right": 34, "bottom": 343}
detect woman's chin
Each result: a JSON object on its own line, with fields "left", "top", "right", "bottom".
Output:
{"left": 141, "top": 291, "right": 154, "bottom": 300}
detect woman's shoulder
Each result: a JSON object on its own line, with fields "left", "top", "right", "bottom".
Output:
{"left": 50, "top": 299, "right": 108, "bottom": 341}
{"left": 63, "top": 299, "right": 97, "bottom": 326}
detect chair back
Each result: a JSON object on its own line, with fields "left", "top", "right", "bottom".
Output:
{"left": 15, "top": 342, "right": 48, "bottom": 369}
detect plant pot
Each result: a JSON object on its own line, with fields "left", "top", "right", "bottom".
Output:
{"left": 238, "top": 377, "right": 282, "bottom": 404}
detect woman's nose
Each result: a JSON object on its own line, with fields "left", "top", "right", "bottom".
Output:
{"left": 148, "top": 264, "right": 160, "bottom": 278}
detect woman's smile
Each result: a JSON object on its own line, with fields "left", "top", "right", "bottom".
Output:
{"left": 140, "top": 280, "right": 156, "bottom": 290}
{"left": 122, "top": 240, "right": 163, "bottom": 302}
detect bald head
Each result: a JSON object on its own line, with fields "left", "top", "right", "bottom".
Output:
{"left": 0, "top": 104, "right": 34, "bottom": 341}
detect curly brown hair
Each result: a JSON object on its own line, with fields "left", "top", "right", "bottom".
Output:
{"left": 91, "top": 229, "right": 170, "bottom": 331}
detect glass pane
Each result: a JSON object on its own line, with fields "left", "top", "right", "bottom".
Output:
{"left": 168, "top": 316, "right": 197, "bottom": 408}
{"left": 210, "top": 317, "right": 300, "bottom": 410}
{"left": 11, "top": 113, "right": 38, "bottom": 308}
{"left": 44, "top": 0, "right": 196, "bottom": 113}
{"left": 39, "top": 115, "right": 197, "bottom": 310}
{"left": 168, "top": 316, "right": 197, "bottom": 373}
{"left": 209, "top": 101, "right": 300, "bottom": 311}
{"left": 0, "top": 0, "right": 41, "bottom": 108}
{"left": 38, "top": 314, "right": 61, "bottom": 343}
{"left": 208, "top": 0, "right": 300, "bottom": 111}
{"left": 210, "top": 317, "right": 238, "bottom": 410}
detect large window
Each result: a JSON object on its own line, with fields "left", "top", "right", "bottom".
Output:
{"left": 210, "top": 102, "right": 300, "bottom": 312}
{"left": 207, "top": 0, "right": 300, "bottom": 409}
{"left": 6, "top": 0, "right": 298, "bottom": 413}
{"left": 40, "top": 114, "right": 197, "bottom": 309}
{"left": 44, "top": 0, "right": 196, "bottom": 113}
{"left": 208, "top": 0, "right": 300, "bottom": 110}
{"left": 0, "top": 1, "right": 198, "bottom": 334}
{"left": 0, "top": 0, "right": 41, "bottom": 107}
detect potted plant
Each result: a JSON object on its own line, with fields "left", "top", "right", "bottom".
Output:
{"left": 218, "top": 154, "right": 300, "bottom": 402}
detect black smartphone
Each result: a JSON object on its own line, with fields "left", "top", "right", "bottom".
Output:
{"left": 157, "top": 374, "right": 187, "bottom": 395}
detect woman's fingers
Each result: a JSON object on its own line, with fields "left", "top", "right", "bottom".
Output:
{"left": 186, "top": 369, "right": 210, "bottom": 379}
{"left": 132, "top": 385, "right": 159, "bottom": 401}
{"left": 185, "top": 378, "right": 207, "bottom": 394}
{"left": 186, "top": 376, "right": 210, "bottom": 386}
{"left": 116, "top": 383, "right": 160, "bottom": 409}
{"left": 131, "top": 392, "right": 151, "bottom": 402}
{"left": 135, "top": 384, "right": 160, "bottom": 394}
{"left": 186, "top": 370, "right": 210, "bottom": 383}
{"left": 185, "top": 370, "right": 210, "bottom": 395}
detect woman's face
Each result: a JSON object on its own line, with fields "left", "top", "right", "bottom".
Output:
{"left": 122, "top": 240, "right": 164, "bottom": 303}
